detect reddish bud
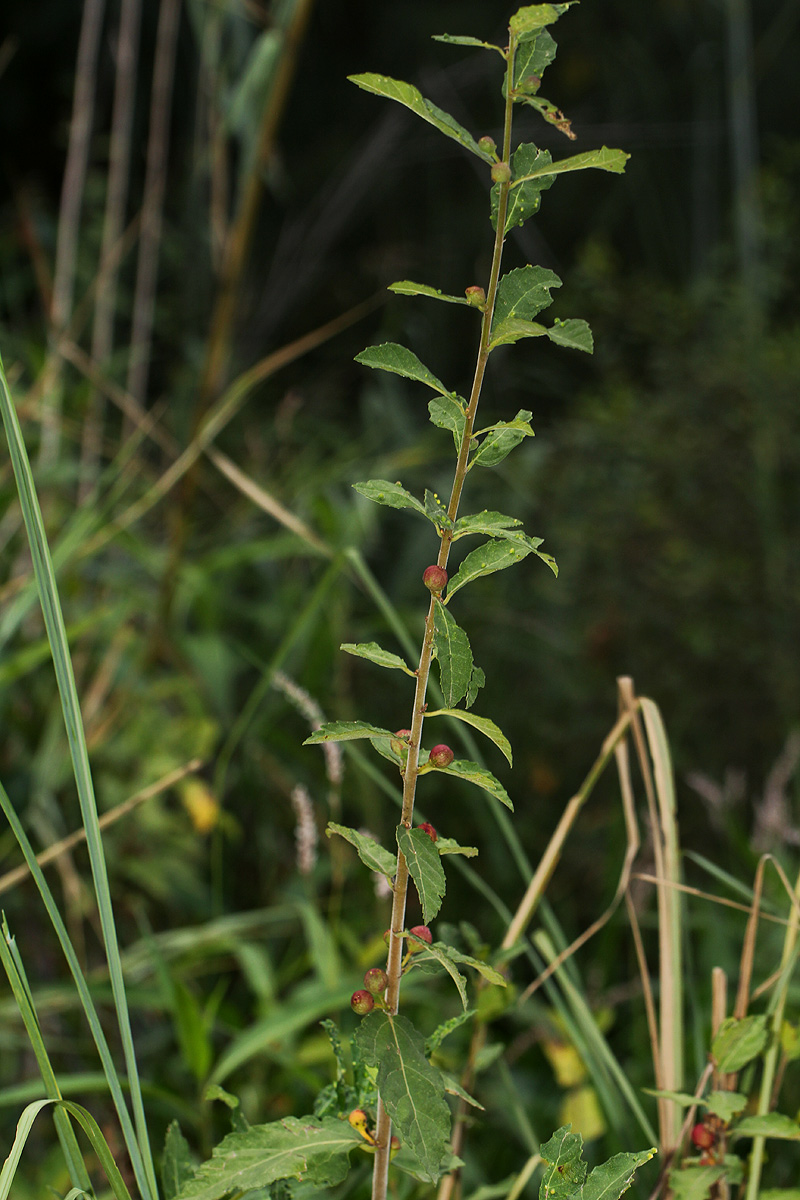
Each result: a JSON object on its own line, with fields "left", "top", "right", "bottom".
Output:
{"left": 478, "top": 135, "right": 497, "bottom": 157}
{"left": 428, "top": 744, "right": 454, "bottom": 768}
{"left": 691, "top": 1124, "right": 714, "bottom": 1151}
{"left": 465, "top": 285, "right": 486, "bottom": 308}
{"left": 422, "top": 564, "right": 448, "bottom": 594}
{"left": 390, "top": 1135, "right": 401, "bottom": 1159}
{"left": 491, "top": 160, "right": 512, "bottom": 184}
{"left": 408, "top": 925, "right": 433, "bottom": 951}
{"left": 523, "top": 73, "right": 541, "bottom": 93}
{"left": 350, "top": 989, "right": 375, "bottom": 1015}
{"left": 390, "top": 729, "right": 411, "bottom": 757}
{"left": 363, "top": 967, "right": 388, "bottom": 995}
{"left": 416, "top": 822, "right": 438, "bottom": 842}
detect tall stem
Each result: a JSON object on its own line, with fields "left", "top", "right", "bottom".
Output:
{"left": 369, "top": 40, "right": 518, "bottom": 1200}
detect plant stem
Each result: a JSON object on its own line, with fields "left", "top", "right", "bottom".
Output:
{"left": 369, "top": 40, "right": 518, "bottom": 1200}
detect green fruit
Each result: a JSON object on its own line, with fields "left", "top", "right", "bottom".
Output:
{"left": 363, "top": 967, "right": 388, "bottom": 994}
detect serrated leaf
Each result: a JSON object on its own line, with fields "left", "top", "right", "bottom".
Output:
{"left": 465, "top": 665, "right": 485, "bottom": 710}
{"left": 437, "top": 759, "right": 513, "bottom": 810}
{"left": 432, "top": 34, "right": 504, "bottom": 55}
{"left": 354, "top": 1012, "right": 450, "bottom": 1182}
{"left": 436, "top": 836, "right": 478, "bottom": 857}
{"left": 174, "top": 1116, "right": 363, "bottom": 1199}
{"left": 733, "top": 1113, "right": 800, "bottom": 1140}
{"left": 547, "top": 318, "right": 593, "bottom": 353}
{"left": 424, "top": 489, "right": 453, "bottom": 532}
{"left": 163, "top": 1121, "right": 195, "bottom": 1200}
{"left": 432, "top": 601, "right": 475, "bottom": 708}
{"left": 509, "top": 4, "right": 575, "bottom": 38}
{"left": 389, "top": 280, "right": 472, "bottom": 305}
{"left": 539, "top": 1126, "right": 587, "bottom": 1192}
{"left": 439, "top": 944, "right": 507, "bottom": 987}
{"left": 454, "top": 510, "right": 523, "bottom": 538}
{"left": 353, "top": 479, "right": 427, "bottom": 517}
{"left": 471, "top": 411, "right": 534, "bottom": 468}
{"left": 355, "top": 343, "right": 450, "bottom": 395}
{"left": 428, "top": 394, "right": 467, "bottom": 450}
{"left": 426, "top": 1009, "right": 477, "bottom": 1055}
{"left": 326, "top": 823, "right": 397, "bottom": 878}
{"left": 427, "top": 708, "right": 512, "bottom": 766}
{"left": 305, "top": 720, "right": 396, "bottom": 744}
{"left": 340, "top": 641, "right": 415, "bottom": 675}
{"left": 446, "top": 539, "right": 533, "bottom": 600}
{"left": 409, "top": 938, "right": 468, "bottom": 1009}
{"left": 493, "top": 266, "right": 562, "bottom": 327}
{"left": 489, "top": 318, "right": 549, "bottom": 349}
{"left": 348, "top": 74, "right": 494, "bottom": 163}
{"left": 668, "top": 1165, "right": 726, "bottom": 1200}
{"left": 511, "top": 145, "right": 630, "bottom": 186}
{"left": 711, "top": 1015, "right": 768, "bottom": 1072}
{"left": 397, "top": 826, "right": 446, "bottom": 925}
{"left": 704, "top": 1090, "right": 747, "bottom": 1121}
{"left": 491, "top": 143, "right": 556, "bottom": 232}
{"left": 583, "top": 1147, "right": 657, "bottom": 1200}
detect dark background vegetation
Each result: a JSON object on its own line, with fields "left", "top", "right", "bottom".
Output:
{"left": 0, "top": 0, "right": 799, "bottom": 1194}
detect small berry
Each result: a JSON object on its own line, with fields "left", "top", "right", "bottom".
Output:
{"left": 428, "top": 744, "right": 454, "bottom": 768}
{"left": 363, "top": 967, "right": 388, "bottom": 995}
{"left": 465, "top": 285, "right": 486, "bottom": 308}
{"left": 390, "top": 729, "right": 411, "bottom": 757}
{"left": 477, "top": 135, "right": 497, "bottom": 157}
{"left": 408, "top": 925, "right": 433, "bottom": 951}
{"left": 491, "top": 160, "right": 512, "bottom": 184}
{"left": 691, "top": 1123, "right": 714, "bottom": 1151}
{"left": 389, "top": 1135, "right": 401, "bottom": 1159}
{"left": 351, "top": 989, "right": 375, "bottom": 1015}
{"left": 422, "top": 564, "right": 448, "bottom": 594}
{"left": 417, "top": 822, "right": 438, "bottom": 842}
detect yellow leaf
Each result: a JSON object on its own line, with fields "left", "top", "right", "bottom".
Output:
{"left": 560, "top": 1085, "right": 606, "bottom": 1142}
{"left": 541, "top": 1039, "right": 586, "bottom": 1088}
{"left": 180, "top": 778, "right": 220, "bottom": 834}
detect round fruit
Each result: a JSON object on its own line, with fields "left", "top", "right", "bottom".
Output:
{"left": 417, "top": 822, "right": 438, "bottom": 842}
{"left": 363, "top": 967, "right": 388, "bottom": 995}
{"left": 478, "top": 135, "right": 497, "bottom": 156}
{"left": 465, "top": 285, "right": 486, "bottom": 308}
{"left": 691, "top": 1123, "right": 714, "bottom": 1151}
{"left": 428, "top": 744, "right": 454, "bottom": 768}
{"left": 491, "top": 160, "right": 511, "bottom": 184}
{"left": 390, "top": 729, "right": 411, "bottom": 756}
{"left": 408, "top": 925, "right": 433, "bottom": 951}
{"left": 422, "top": 564, "right": 448, "bottom": 594}
{"left": 350, "top": 989, "right": 375, "bottom": 1015}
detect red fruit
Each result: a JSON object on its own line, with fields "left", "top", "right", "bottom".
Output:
{"left": 428, "top": 744, "right": 454, "bottom": 768}
{"left": 408, "top": 925, "right": 432, "bottom": 951}
{"left": 417, "top": 822, "right": 438, "bottom": 842}
{"left": 363, "top": 967, "right": 388, "bottom": 995}
{"left": 691, "top": 1123, "right": 714, "bottom": 1151}
{"left": 351, "top": 990, "right": 375, "bottom": 1015}
{"left": 422, "top": 564, "right": 448, "bottom": 594}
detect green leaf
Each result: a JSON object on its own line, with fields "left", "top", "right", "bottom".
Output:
{"left": 733, "top": 1113, "right": 800, "bottom": 1140}
{"left": 441, "top": 1074, "right": 485, "bottom": 1109}
{"left": 436, "top": 837, "right": 478, "bottom": 857}
{"left": 759, "top": 1191, "right": 800, "bottom": 1199}
{"left": 397, "top": 826, "right": 446, "bottom": 925}
{"left": 304, "top": 720, "right": 396, "bottom": 744}
{"left": 355, "top": 342, "right": 450, "bottom": 395}
{"left": 704, "top": 1090, "right": 747, "bottom": 1122}
{"left": 432, "top": 34, "right": 504, "bottom": 56}
{"left": 547, "top": 318, "right": 593, "bottom": 353}
{"left": 437, "top": 759, "right": 513, "bottom": 810}
{"left": 465, "top": 666, "right": 486, "bottom": 710}
{"left": 428, "top": 394, "right": 467, "bottom": 450}
{"left": 354, "top": 1012, "right": 450, "bottom": 1183}
{"left": 489, "top": 318, "right": 548, "bottom": 349}
{"left": 409, "top": 940, "right": 468, "bottom": 1009}
{"left": 174, "top": 1116, "right": 363, "bottom": 1199}
{"left": 539, "top": 1126, "right": 587, "bottom": 1192}
{"left": 471, "top": 411, "right": 535, "bottom": 468}
{"left": 427, "top": 709, "right": 512, "bottom": 766}
{"left": 326, "top": 823, "right": 397, "bottom": 878}
{"left": 388, "top": 280, "right": 472, "bottom": 306}
{"left": 432, "top": 601, "right": 479, "bottom": 708}
{"left": 492, "top": 143, "right": 556, "bottom": 232}
{"left": 348, "top": 74, "right": 494, "bottom": 163}
{"left": 668, "top": 1166, "right": 725, "bottom": 1200}
{"left": 513, "top": 28, "right": 557, "bottom": 87}
{"left": 511, "top": 144, "right": 630, "bottom": 186}
{"left": 454, "top": 510, "right": 523, "bottom": 539}
{"left": 353, "top": 479, "right": 427, "bottom": 517}
{"left": 424, "top": 489, "right": 453, "bottom": 533}
{"left": 582, "top": 1148, "right": 657, "bottom": 1200}
{"left": 711, "top": 1015, "right": 768, "bottom": 1073}
{"left": 493, "top": 266, "right": 562, "bottom": 327}
{"left": 340, "top": 641, "right": 415, "bottom": 675}
{"left": 426, "top": 1009, "right": 477, "bottom": 1055}
{"left": 509, "top": 4, "right": 575, "bottom": 38}
{"left": 446, "top": 539, "right": 533, "bottom": 600}
{"left": 163, "top": 1122, "right": 195, "bottom": 1200}
{"left": 369, "top": 735, "right": 404, "bottom": 767}
{"left": 439, "top": 944, "right": 507, "bottom": 987}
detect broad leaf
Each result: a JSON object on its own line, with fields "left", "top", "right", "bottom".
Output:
{"left": 436, "top": 836, "right": 478, "bottom": 857}
{"left": 340, "top": 641, "right": 415, "bottom": 675}
{"left": 445, "top": 539, "right": 533, "bottom": 600}
{"left": 432, "top": 601, "right": 478, "bottom": 708}
{"left": 174, "top": 1116, "right": 363, "bottom": 1199}
{"left": 668, "top": 1165, "right": 727, "bottom": 1200}
{"left": 583, "top": 1148, "right": 658, "bottom": 1200}
{"left": 428, "top": 395, "right": 467, "bottom": 450}
{"left": 491, "top": 143, "right": 556, "bottom": 232}
{"left": 471, "top": 411, "right": 534, "bottom": 468}
{"left": 355, "top": 342, "right": 450, "bottom": 395}
{"left": 454, "top": 510, "right": 522, "bottom": 539}
{"left": 705, "top": 1090, "right": 747, "bottom": 1121}
{"left": 539, "top": 1126, "right": 587, "bottom": 1192}
{"left": 489, "top": 318, "right": 548, "bottom": 349}
{"left": 389, "top": 280, "right": 472, "bottom": 305}
{"left": 409, "top": 939, "right": 468, "bottom": 1009}
{"left": 369, "top": 735, "right": 403, "bottom": 767}
{"left": 326, "top": 823, "right": 397, "bottom": 878}
{"left": 511, "top": 144, "right": 630, "bottom": 185}
{"left": 492, "top": 266, "right": 562, "bottom": 327}
{"left": 437, "top": 759, "right": 513, "bottom": 810}
{"left": 427, "top": 708, "right": 512, "bottom": 766}
{"left": 513, "top": 28, "right": 557, "bottom": 87}
{"left": 711, "top": 1015, "right": 768, "bottom": 1073}
{"left": 432, "top": 34, "right": 504, "bottom": 56}
{"left": 348, "top": 74, "right": 494, "bottom": 163}
{"left": 397, "top": 825, "right": 446, "bottom": 925}
{"left": 305, "top": 720, "right": 396, "bottom": 744}
{"left": 353, "top": 479, "right": 427, "bottom": 518}
{"left": 509, "top": 4, "right": 575, "bottom": 38}
{"left": 547, "top": 317, "right": 593, "bottom": 353}
{"left": 163, "top": 1122, "right": 195, "bottom": 1200}
{"left": 438, "top": 943, "right": 507, "bottom": 987}
{"left": 734, "top": 1113, "right": 800, "bottom": 1140}
{"left": 424, "top": 489, "right": 453, "bottom": 533}
{"left": 354, "top": 1012, "right": 450, "bottom": 1182}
